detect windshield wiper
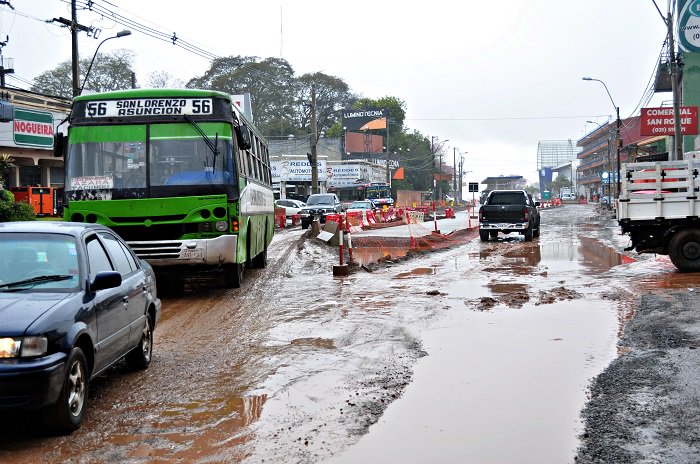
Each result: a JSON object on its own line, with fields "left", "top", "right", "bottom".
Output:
{"left": 184, "top": 115, "right": 219, "bottom": 173}
{"left": 0, "top": 275, "right": 74, "bottom": 289}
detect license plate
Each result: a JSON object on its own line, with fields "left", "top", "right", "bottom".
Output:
{"left": 497, "top": 223, "right": 509, "bottom": 228}
{"left": 182, "top": 250, "right": 202, "bottom": 259}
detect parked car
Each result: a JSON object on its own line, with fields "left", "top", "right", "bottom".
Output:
{"left": 346, "top": 200, "right": 375, "bottom": 213}
{"left": 274, "top": 199, "right": 306, "bottom": 217}
{"left": 299, "top": 193, "right": 343, "bottom": 229}
{"left": 0, "top": 221, "right": 161, "bottom": 434}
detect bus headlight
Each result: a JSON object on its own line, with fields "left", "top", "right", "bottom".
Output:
{"left": 215, "top": 221, "right": 228, "bottom": 232}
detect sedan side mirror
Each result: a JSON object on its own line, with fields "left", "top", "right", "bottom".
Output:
{"left": 90, "top": 271, "right": 122, "bottom": 292}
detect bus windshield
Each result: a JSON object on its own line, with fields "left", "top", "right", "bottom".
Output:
{"left": 366, "top": 185, "right": 390, "bottom": 200}
{"left": 65, "top": 123, "right": 235, "bottom": 200}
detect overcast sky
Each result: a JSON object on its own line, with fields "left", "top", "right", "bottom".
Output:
{"left": 0, "top": 0, "right": 673, "bottom": 187}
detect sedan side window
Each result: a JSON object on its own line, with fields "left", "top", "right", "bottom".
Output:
{"left": 86, "top": 237, "right": 114, "bottom": 281}
{"left": 98, "top": 232, "right": 135, "bottom": 276}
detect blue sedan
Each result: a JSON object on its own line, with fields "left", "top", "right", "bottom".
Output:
{"left": 0, "top": 222, "right": 161, "bottom": 434}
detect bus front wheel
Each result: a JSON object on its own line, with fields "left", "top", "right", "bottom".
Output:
{"left": 224, "top": 262, "right": 244, "bottom": 288}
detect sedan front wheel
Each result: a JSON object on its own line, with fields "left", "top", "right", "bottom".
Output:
{"left": 45, "top": 347, "right": 88, "bottom": 434}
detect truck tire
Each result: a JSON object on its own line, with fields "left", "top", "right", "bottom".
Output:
{"left": 523, "top": 226, "right": 533, "bottom": 241}
{"left": 479, "top": 230, "right": 489, "bottom": 241}
{"left": 669, "top": 229, "right": 700, "bottom": 272}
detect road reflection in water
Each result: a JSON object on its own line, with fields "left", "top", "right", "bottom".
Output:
{"left": 330, "top": 227, "right": 632, "bottom": 463}
{"left": 107, "top": 394, "right": 266, "bottom": 462}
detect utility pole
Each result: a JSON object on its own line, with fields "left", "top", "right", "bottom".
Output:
{"left": 53, "top": 0, "right": 91, "bottom": 97}
{"left": 615, "top": 107, "right": 621, "bottom": 201}
{"left": 668, "top": 11, "right": 683, "bottom": 161}
{"left": 431, "top": 136, "right": 436, "bottom": 201}
{"left": 452, "top": 147, "right": 457, "bottom": 195}
{"left": 310, "top": 84, "right": 319, "bottom": 194}
{"left": 458, "top": 156, "right": 464, "bottom": 201}
{"left": 439, "top": 153, "right": 443, "bottom": 200}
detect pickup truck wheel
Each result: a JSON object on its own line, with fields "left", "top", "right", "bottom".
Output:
{"left": 669, "top": 229, "right": 700, "bottom": 272}
{"left": 523, "top": 226, "right": 534, "bottom": 241}
{"left": 489, "top": 231, "right": 498, "bottom": 239}
{"left": 533, "top": 222, "right": 540, "bottom": 238}
{"left": 479, "top": 230, "right": 489, "bottom": 241}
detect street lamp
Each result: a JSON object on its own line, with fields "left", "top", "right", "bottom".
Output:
{"left": 79, "top": 30, "right": 131, "bottom": 95}
{"left": 582, "top": 77, "right": 621, "bottom": 203}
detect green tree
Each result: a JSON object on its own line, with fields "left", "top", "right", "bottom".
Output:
{"left": 32, "top": 49, "right": 136, "bottom": 97}
{"left": 295, "top": 72, "right": 356, "bottom": 137}
{"left": 550, "top": 175, "right": 572, "bottom": 195}
{"left": 0, "top": 154, "right": 15, "bottom": 190}
{"left": 146, "top": 70, "right": 183, "bottom": 88}
{"left": 187, "top": 56, "right": 297, "bottom": 136}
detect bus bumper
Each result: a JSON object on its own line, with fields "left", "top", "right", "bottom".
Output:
{"left": 128, "top": 235, "right": 238, "bottom": 267}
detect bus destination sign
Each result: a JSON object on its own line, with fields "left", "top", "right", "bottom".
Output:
{"left": 84, "top": 98, "right": 214, "bottom": 118}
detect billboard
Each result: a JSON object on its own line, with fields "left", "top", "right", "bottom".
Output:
{"left": 12, "top": 108, "right": 55, "bottom": 148}
{"left": 539, "top": 167, "right": 553, "bottom": 196}
{"left": 640, "top": 106, "right": 699, "bottom": 136}
{"left": 344, "top": 132, "right": 384, "bottom": 155}
{"left": 678, "top": 0, "right": 700, "bottom": 53}
{"left": 342, "top": 108, "right": 388, "bottom": 132}
{"left": 271, "top": 159, "right": 328, "bottom": 182}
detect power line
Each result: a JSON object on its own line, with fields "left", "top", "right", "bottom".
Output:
{"left": 407, "top": 114, "right": 611, "bottom": 122}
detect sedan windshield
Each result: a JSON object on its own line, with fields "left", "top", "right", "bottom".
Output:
{"left": 0, "top": 234, "right": 80, "bottom": 291}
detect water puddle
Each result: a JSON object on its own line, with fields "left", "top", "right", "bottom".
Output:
{"left": 329, "top": 299, "right": 620, "bottom": 464}
{"left": 105, "top": 394, "right": 266, "bottom": 462}
{"left": 353, "top": 246, "right": 410, "bottom": 264}
{"left": 394, "top": 267, "right": 437, "bottom": 279}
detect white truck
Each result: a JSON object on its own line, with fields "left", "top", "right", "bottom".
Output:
{"left": 617, "top": 154, "right": 700, "bottom": 272}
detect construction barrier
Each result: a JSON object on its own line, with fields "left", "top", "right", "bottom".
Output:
{"left": 406, "top": 210, "right": 425, "bottom": 223}
{"left": 325, "top": 213, "right": 343, "bottom": 225}
{"left": 274, "top": 207, "right": 286, "bottom": 228}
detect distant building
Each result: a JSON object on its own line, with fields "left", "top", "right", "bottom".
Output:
{"left": 0, "top": 88, "right": 69, "bottom": 192}
{"left": 480, "top": 175, "right": 525, "bottom": 191}
{"left": 268, "top": 135, "right": 389, "bottom": 199}
{"left": 536, "top": 140, "right": 580, "bottom": 197}
{"left": 576, "top": 116, "right": 664, "bottom": 201}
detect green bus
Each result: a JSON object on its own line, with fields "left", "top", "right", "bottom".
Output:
{"left": 56, "top": 89, "right": 274, "bottom": 289}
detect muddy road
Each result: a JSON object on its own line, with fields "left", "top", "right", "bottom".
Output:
{"left": 0, "top": 204, "right": 697, "bottom": 463}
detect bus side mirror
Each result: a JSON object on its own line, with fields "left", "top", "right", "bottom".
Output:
{"left": 54, "top": 133, "right": 66, "bottom": 158}
{"left": 235, "top": 125, "right": 252, "bottom": 150}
